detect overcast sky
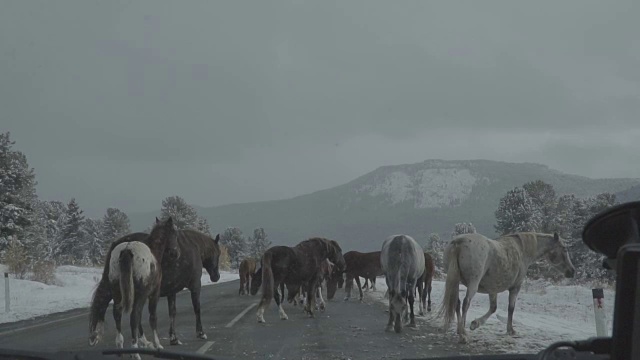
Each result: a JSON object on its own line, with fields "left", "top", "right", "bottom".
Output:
{"left": 2, "top": 1, "right": 639, "bottom": 217}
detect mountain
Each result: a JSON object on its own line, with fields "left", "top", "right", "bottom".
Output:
{"left": 615, "top": 184, "right": 640, "bottom": 203}
{"left": 129, "top": 160, "right": 640, "bottom": 252}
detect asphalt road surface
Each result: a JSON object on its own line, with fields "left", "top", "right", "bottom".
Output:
{"left": 0, "top": 279, "right": 496, "bottom": 360}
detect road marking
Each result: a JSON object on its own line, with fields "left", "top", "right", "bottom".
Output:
{"left": 225, "top": 303, "right": 257, "bottom": 328}
{"left": 196, "top": 341, "right": 215, "bottom": 354}
{"left": 0, "top": 311, "right": 89, "bottom": 337}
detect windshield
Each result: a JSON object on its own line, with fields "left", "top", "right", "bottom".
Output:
{"left": 0, "top": 1, "right": 636, "bottom": 359}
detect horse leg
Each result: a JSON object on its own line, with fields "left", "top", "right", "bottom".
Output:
{"left": 113, "top": 301, "right": 124, "bottom": 349}
{"left": 129, "top": 299, "right": 145, "bottom": 360}
{"left": 344, "top": 274, "right": 353, "bottom": 301}
{"left": 317, "top": 286, "right": 326, "bottom": 311}
{"left": 355, "top": 276, "right": 364, "bottom": 302}
{"left": 148, "top": 288, "right": 163, "bottom": 350}
{"left": 385, "top": 301, "right": 394, "bottom": 332}
{"left": 363, "top": 278, "right": 369, "bottom": 292}
{"left": 239, "top": 275, "right": 244, "bottom": 295}
{"left": 426, "top": 279, "right": 433, "bottom": 312}
{"left": 507, "top": 286, "right": 521, "bottom": 336}
{"left": 304, "top": 281, "right": 317, "bottom": 318}
{"left": 190, "top": 286, "right": 207, "bottom": 339}
{"left": 167, "top": 293, "right": 182, "bottom": 345}
{"left": 470, "top": 293, "right": 497, "bottom": 331}
{"left": 247, "top": 274, "right": 252, "bottom": 295}
{"left": 458, "top": 281, "right": 479, "bottom": 344}
{"left": 371, "top": 277, "right": 377, "bottom": 291}
{"left": 417, "top": 280, "right": 425, "bottom": 316}
{"left": 407, "top": 290, "right": 417, "bottom": 328}
{"left": 275, "top": 285, "right": 288, "bottom": 320}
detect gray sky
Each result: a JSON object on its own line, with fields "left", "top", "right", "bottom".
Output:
{"left": 2, "top": 0, "right": 639, "bottom": 217}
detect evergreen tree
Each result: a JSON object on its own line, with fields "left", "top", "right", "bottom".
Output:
{"left": 83, "top": 218, "right": 105, "bottom": 266}
{"left": 195, "top": 216, "right": 212, "bottom": 236}
{"left": 450, "top": 222, "right": 476, "bottom": 239}
{"left": 221, "top": 227, "right": 247, "bottom": 268}
{"left": 523, "top": 180, "right": 557, "bottom": 232}
{"left": 0, "top": 132, "right": 37, "bottom": 252}
{"left": 494, "top": 187, "right": 542, "bottom": 235}
{"left": 101, "top": 208, "right": 131, "bottom": 247}
{"left": 160, "top": 196, "right": 199, "bottom": 230}
{"left": 56, "top": 198, "right": 85, "bottom": 264}
{"left": 249, "top": 228, "right": 271, "bottom": 259}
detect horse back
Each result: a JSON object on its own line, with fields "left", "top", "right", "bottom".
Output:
{"left": 344, "top": 251, "right": 382, "bottom": 278}
{"left": 381, "top": 235, "right": 424, "bottom": 289}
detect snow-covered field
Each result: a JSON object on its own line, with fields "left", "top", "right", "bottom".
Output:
{"left": 0, "top": 265, "right": 239, "bottom": 325}
{"left": 370, "top": 278, "right": 615, "bottom": 355}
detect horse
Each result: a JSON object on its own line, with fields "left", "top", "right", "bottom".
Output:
{"left": 342, "top": 251, "right": 384, "bottom": 302}
{"left": 437, "top": 232, "right": 575, "bottom": 344}
{"left": 239, "top": 258, "right": 257, "bottom": 295}
{"left": 89, "top": 226, "right": 221, "bottom": 347}
{"left": 326, "top": 260, "right": 345, "bottom": 300}
{"left": 255, "top": 238, "right": 346, "bottom": 323}
{"left": 291, "top": 258, "right": 336, "bottom": 310}
{"left": 416, "top": 252, "right": 435, "bottom": 313}
{"left": 381, "top": 235, "right": 425, "bottom": 333}
{"left": 108, "top": 217, "right": 180, "bottom": 357}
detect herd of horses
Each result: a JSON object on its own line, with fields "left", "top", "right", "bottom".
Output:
{"left": 87, "top": 218, "right": 577, "bottom": 355}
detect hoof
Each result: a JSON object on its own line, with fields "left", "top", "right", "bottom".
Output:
{"left": 427, "top": 307, "right": 432, "bottom": 312}
{"left": 458, "top": 335, "right": 468, "bottom": 344}
{"left": 89, "top": 333, "right": 101, "bottom": 347}
{"left": 507, "top": 329, "right": 517, "bottom": 336}
{"left": 319, "top": 303, "right": 326, "bottom": 311}
{"left": 470, "top": 321, "right": 479, "bottom": 330}
{"left": 257, "top": 316, "right": 266, "bottom": 323}
{"left": 343, "top": 297, "right": 349, "bottom": 302}
{"left": 279, "top": 313, "right": 289, "bottom": 320}
{"left": 419, "top": 311, "right": 424, "bottom": 316}
{"left": 170, "top": 337, "right": 182, "bottom": 346}
{"left": 197, "top": 332, "right": 207, "bottom": 340}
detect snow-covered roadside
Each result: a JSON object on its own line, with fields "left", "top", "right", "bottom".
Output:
{"left": 369, "top": 278, "right": 615, "bottom": 355}
{"left": 0, "top": 265, "right": 238, "bottom": 324}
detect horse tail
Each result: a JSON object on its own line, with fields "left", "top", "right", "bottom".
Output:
{"left": 259, "top": 252, "right": 274, "bottom": 308}
{"left": 436, "top": 243, "right": 461, "bottom": 328}
{"left": 119, "top": 249, "right": 135, "bottom": 314}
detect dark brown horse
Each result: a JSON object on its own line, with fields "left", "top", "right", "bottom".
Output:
{"left": 255, "top": 237, "right": 346, "bottom": 322}
{"left": 415, "top": 252, "right": 436, "bottom": 313}
{"left": 89, "top": 226, "right": 221, "bottom": 347}
{"left": 108, "top": 217, "right": 179, "bottom": 356}
{"left": 342, "top": 251, "right": 383, "bottom": 302}
{"left": 239, "top": 258, "right": 257, "bottom": 295}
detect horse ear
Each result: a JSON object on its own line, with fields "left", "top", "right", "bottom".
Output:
{"left": 553, "top": 232, "right": 559, "bottom": 241}
{"left": 214, "top": 234, "right": 220, "bottom": 243}
{"left": 165, "top": 216, "right": 173, "bottom": 227}
{"left": 155, "top": 217, "right": 160, "bottom": 224}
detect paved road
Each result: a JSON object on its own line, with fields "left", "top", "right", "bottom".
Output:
{"left": 0, "top": 280, "right": 492, "bottom": 359}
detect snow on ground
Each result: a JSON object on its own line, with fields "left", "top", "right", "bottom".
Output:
{"left": 0, "top": 264, "right": 239, "bottom": 325}
{"left": 370, "top": 278, "right": 615, "bottom": 355}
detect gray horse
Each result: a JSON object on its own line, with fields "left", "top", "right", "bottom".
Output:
{"left": 437, "top": 232, "right": 575, "bottom": 343}
{"left": 381, "top": 234, "right": 425, "bottom": 333}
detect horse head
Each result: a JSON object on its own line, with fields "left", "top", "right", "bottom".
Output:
{"left": 203, "top": 234, "right": 221, "bottom": 282}
{"left": 326, "top": 240, "right": 346, "bottom": 273}
{"left": 542, "top": 232, "right": 576, "bottom": 278}
{"left": 388, "top": 289, "right": 407, "bottom": 333}
{"left": 151, "top": 216, "right": 180, "bottom": 261}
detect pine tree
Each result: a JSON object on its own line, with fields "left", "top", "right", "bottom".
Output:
{"left": 221, "top": 227, "right": 247, "bottom": 269}
{"left": 56, "top": 198, "right": 85, "bottom": 264}
{"left": 494, "top": 187, "right": 542, "bottom": 235}
{"left": 450, "top": 222, "right": 476, "bottom": 239}
{"left": 0, "top": 132, "right": 37, "bottom": 252}
{"left": 249, "top": 228, "right": 271, "bottom": 259}
{"left": 424, "top": 232, "right": 445, "bottom": 270}
{"left": 195, "top": 216, "right": 212, "bottom": 236}
{"left": 83, "top": 218, "right": 105, "bottom": 266}
{"left": 523, "top": 180, "right": 557, "bottom": 233}
{"left": 160, "top": 196, "right": 199, "bottom": 230}
{"left": 101, "top": 208, "right": 131, "bottom": 247}
{"left": 42, "top": 200, "right": 66, "bottom": 262}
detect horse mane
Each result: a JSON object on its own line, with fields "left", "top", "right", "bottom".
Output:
{"left": 501, "top": 232, "right": 552, "bottom": 261}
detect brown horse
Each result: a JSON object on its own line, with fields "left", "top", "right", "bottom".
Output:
{"left": 256, "top": 237, "right": 346, "bottom": 323}
{"left": 414, "top": 252, "right": 435, "bottom": 313}
{"left": 89, "top": 227, "right": 221, "bottom": 347}
{"left": 239, "top": 258, "right": 257, "bottom": 295}
{"left": 108, "top": 217, "right": 179, "bottom": 357}
{"left": 342, "top": 251, "right": 384, "bottom": 302}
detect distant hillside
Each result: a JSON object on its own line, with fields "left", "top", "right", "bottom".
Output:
{"left": 129, "top": 160, "right": 640, "bottom": 252}
{"left": 615, "top": 184, "right": 640, "bottom": 203}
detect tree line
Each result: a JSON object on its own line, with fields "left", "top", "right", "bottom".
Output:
{"left": 0, "top": 132, "right": 269, "bottom": 284}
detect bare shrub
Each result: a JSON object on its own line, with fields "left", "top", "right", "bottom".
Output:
{"left": 3, "top": 240, "right": 29, "bottom": 279}
{"left": 30, "top": 260, "right": 57, "bottom": 285}
{"left": 219, "top": 245, "right": 231, "bottom": 271}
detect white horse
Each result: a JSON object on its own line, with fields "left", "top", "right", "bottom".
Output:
{"left": 437, "top": 232, "right": 575, "bottom": 343}
{"left": 381, "top": 234, "right": 426, "bottom": 333}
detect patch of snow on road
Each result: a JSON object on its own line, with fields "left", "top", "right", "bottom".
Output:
{"left": 369, "top": 277, "right": 615, "bottom": 355}
{"left": 0, "top": 264, "right": 238, "bottom": 324}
